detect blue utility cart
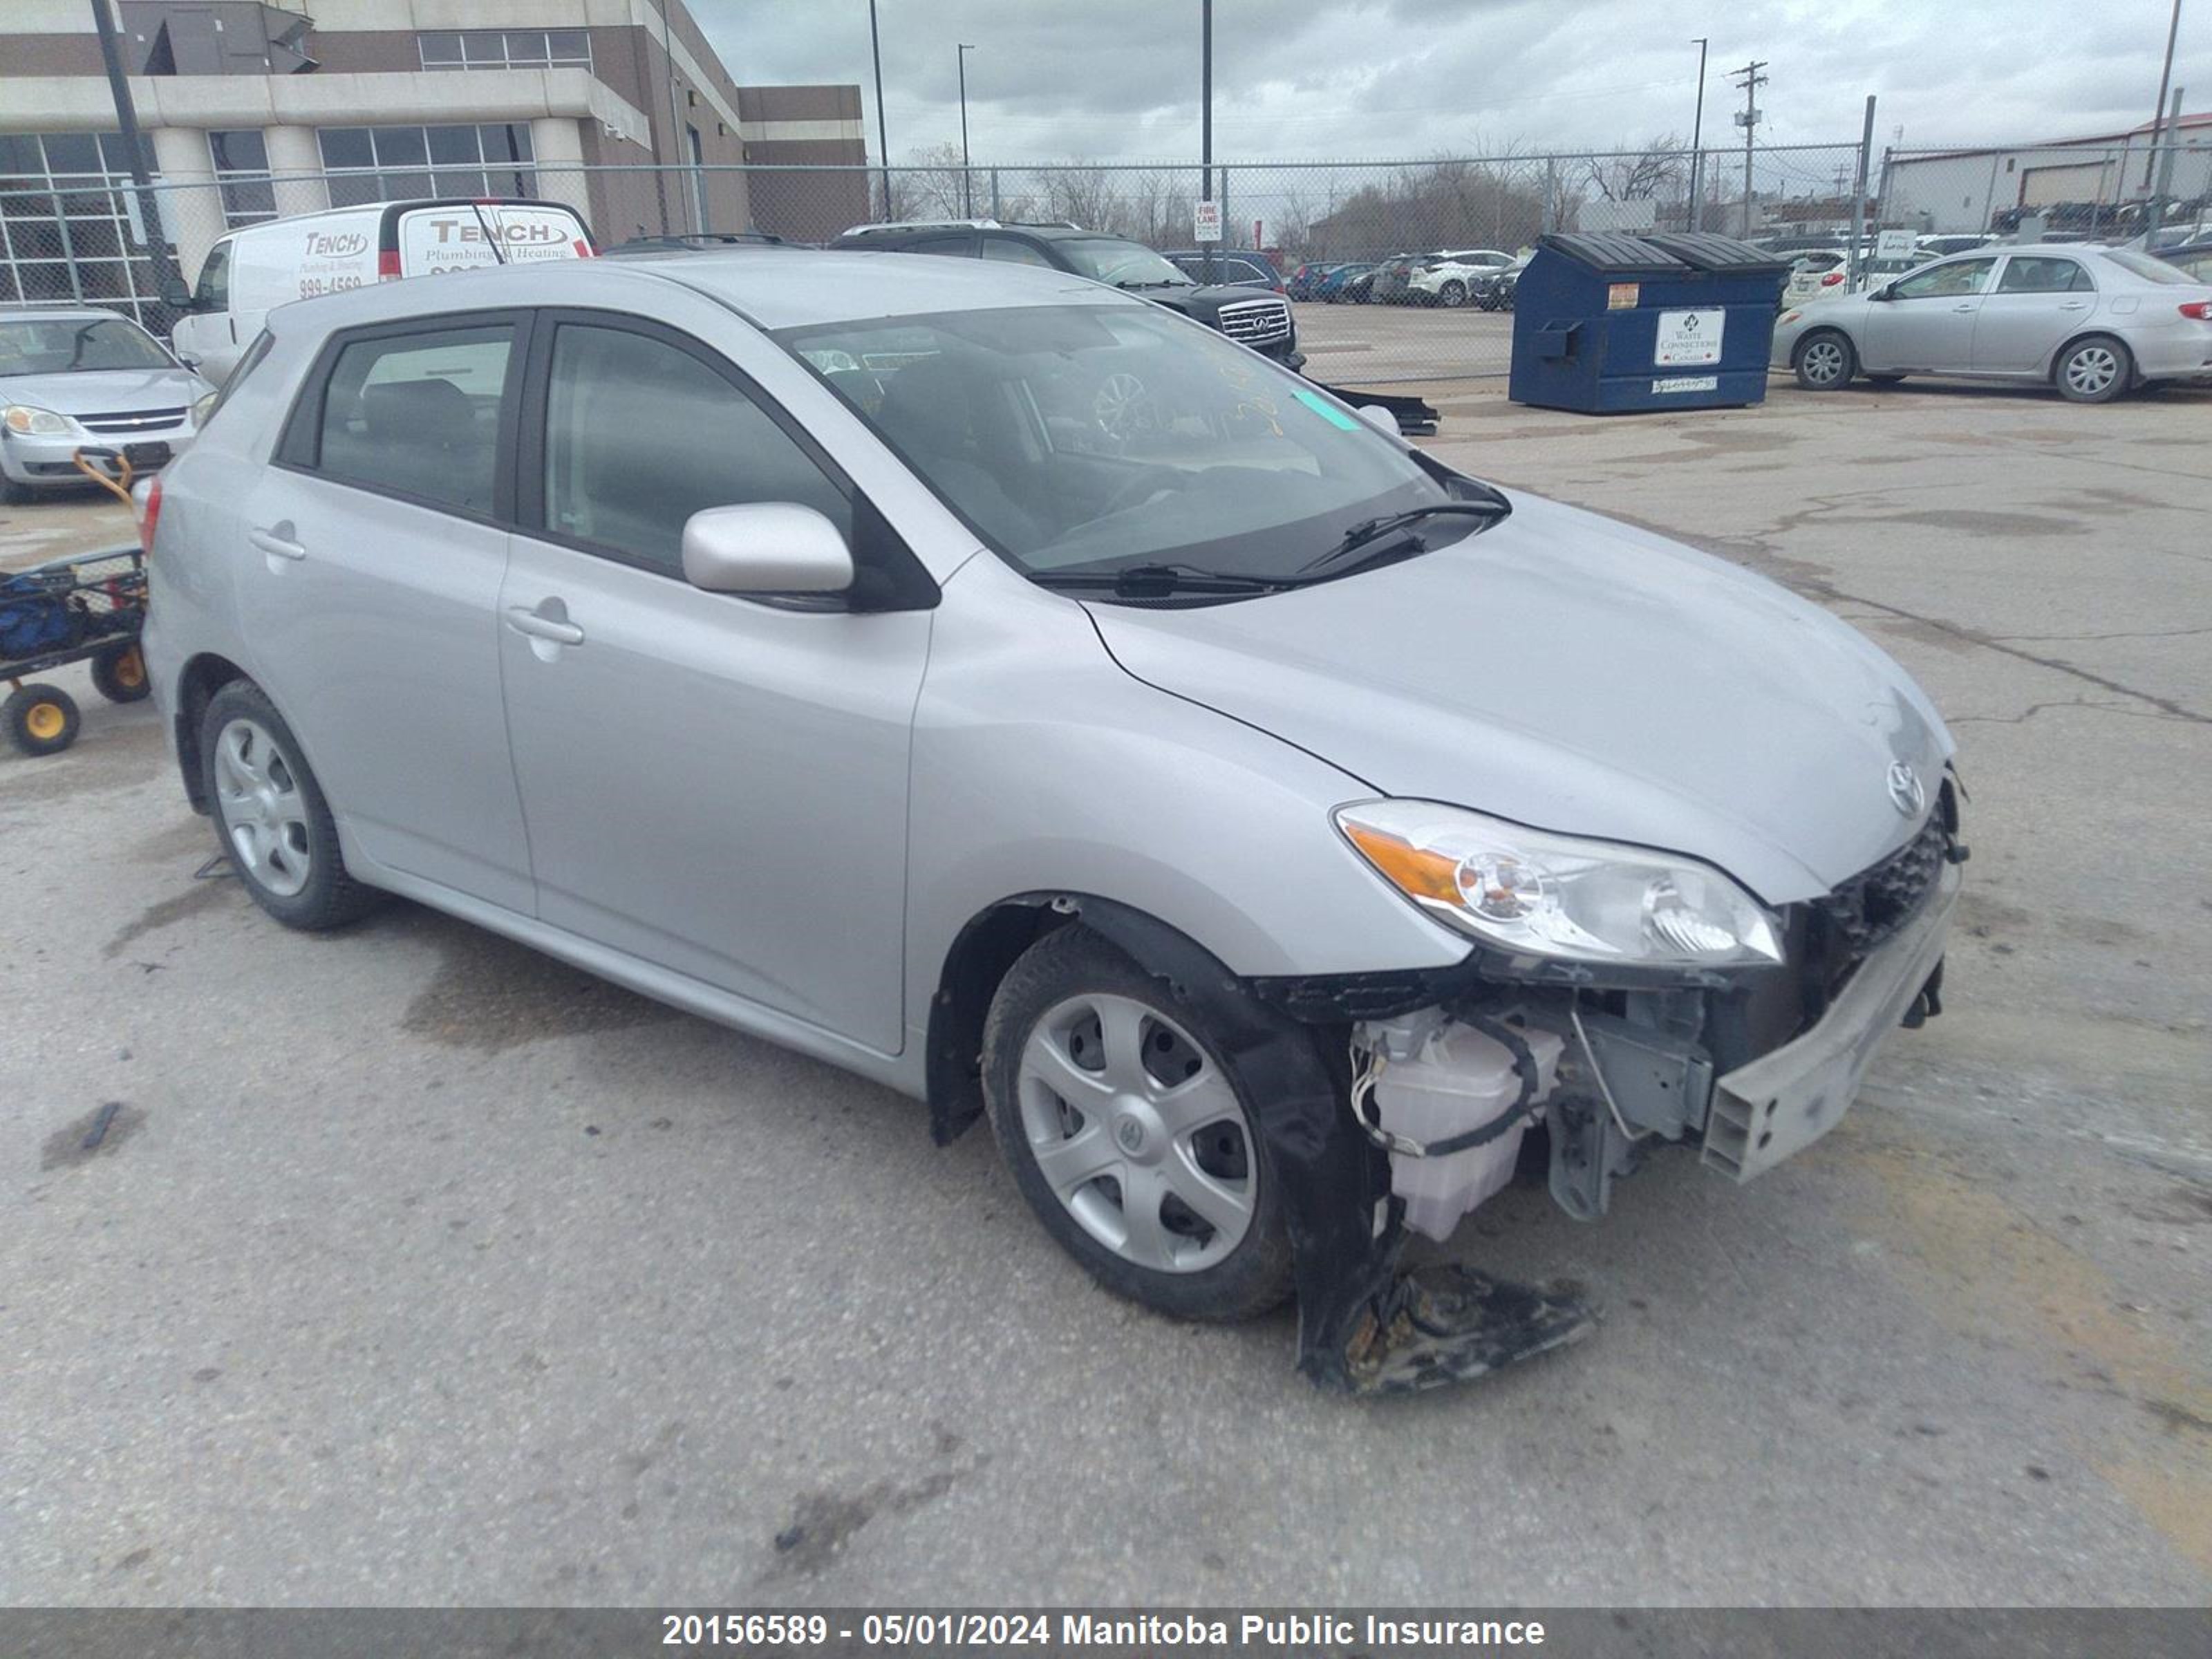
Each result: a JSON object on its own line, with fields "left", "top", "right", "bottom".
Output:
{"left": 1510, "top": 232, "right": 1790, "bottom": 413}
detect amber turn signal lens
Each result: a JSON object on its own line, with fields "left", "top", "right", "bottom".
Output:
{"left": 1340, "top": 821, "right": 1461, "bottom": 905}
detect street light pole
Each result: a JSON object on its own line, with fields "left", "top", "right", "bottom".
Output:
{"left": 957, "top": 43, "right": 975, "bottom": 217}
{"left": 86, "top": 0, "right": 181, "bottom": 305}
{"left": 1688, "top": 37, "right": 1709, "bottom": 231}
{"left": 868, "top": 0, "right": 890, "bottom": 221}
{"left": 2144, "top": 0, "right": 2183, "bottom": 193}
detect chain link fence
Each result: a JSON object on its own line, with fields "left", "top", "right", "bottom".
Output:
{"left": 6, "top": 134, "right": 2204, "bottom": 386}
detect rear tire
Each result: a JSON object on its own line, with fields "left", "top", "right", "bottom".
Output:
{"left": 199, "top": 680, "right": 379, "bottom": 930}
{"left": 3, "top": 682, "right": 79, "bottom": 756}
{"left": 91, "top": 641, "right": 150, "bottom": 703}
{"left": 2053, "top": 335, "right": 2130, "bottom": 404}
{"left": 1793, "top": 329, "right": 1855, "bottom": 390}
{"left": 983, "top": 924, "right": 1293, "bottom": 1324}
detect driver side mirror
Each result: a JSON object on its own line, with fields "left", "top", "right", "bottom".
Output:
{"left": 159, "top": 275, "right": 194, "bottom": 310}
{"left": 1871, "top": 284, "right": 1897, "bottom": 302}
{"left": 682, "top": 503, "right": 854, "bottom": 596}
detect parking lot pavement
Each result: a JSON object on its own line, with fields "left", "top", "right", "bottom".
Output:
{"left": 4, "top": 382, "right": 2209, "bottom": 1608}
{"left": 1295, "top": 297, "right": 1514, "bottom": 385}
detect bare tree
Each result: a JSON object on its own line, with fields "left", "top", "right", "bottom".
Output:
{"left": 1585, "top": 136, "right": 1689, "bottom": 203}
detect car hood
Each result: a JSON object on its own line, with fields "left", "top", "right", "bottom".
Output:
{"left": 1, "top": 366, "right": 209, "bottom": 416}
{"left": 1086, "top": 491, "right": 1953, "bottom": 905}
{"left": 1141, "top": 283, "right": 1286, "bottom": 318}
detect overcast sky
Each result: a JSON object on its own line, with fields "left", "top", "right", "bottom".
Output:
{"left": 695, "top": 0, "right": 2200, "bottom": 163}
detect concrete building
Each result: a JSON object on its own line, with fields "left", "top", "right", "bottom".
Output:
{"left": 1881, "top": 113, "right": 2212, "bottom": 234}
{"left": 0, "top": 1, "right": 870, "bottom": 321}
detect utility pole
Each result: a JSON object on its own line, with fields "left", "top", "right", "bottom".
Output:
{"left": 2150, "top": 85, "right": 2186, "bottom": 236}
{"left": 1732, "top": 59, "right": 1767, "bottom": 239}
{"left": 957, "top": 43, "right": 975, "bottom": 216}
{"left": 1848, "top": 95, "right": 1875, "bottom": 290}
{"left": 87, "top": 0, "right": 181, "bottom": 302}
{"left": 2144, "top": 0, "right": 2184, "bottom": 192}
{"left": 1201, "top": 0, "right": 1214, "bottom": 283}
{"left": 1688, "top": 37, "right": 1709, "bottom": 232}
{"left": 868, "top": 0, "right": 890, "bottom": 221}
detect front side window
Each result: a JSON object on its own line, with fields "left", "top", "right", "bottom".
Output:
{"left": 311, "top": 324, "right": 513, "bottom": 515}
{"left": 193, "top": 241, "right": 232, "bottom": 310}
{"left": 1996, "top": 257, "right": 2090, "bottom": 294}
{"left": 1893, "top": 258, "right": 1997, "bottom": 300}
{"left": 541, "top": 323, "right": 849, "bottom": 574}
{"left": 781, "top": 303, "right": 1467, "bottom": 586}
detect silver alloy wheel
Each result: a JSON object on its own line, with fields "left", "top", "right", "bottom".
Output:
{"left": 2062, "top": 343, "right": 2119, "bottom": 398}
{"left": 213, "top": 718, "right": 312, "bottom": 898}
{"left": 1438, "top": 280, "right": 1466, "bottom": 308}
{"left": 1799, "top": 337, "right": 1848, "bottom": 386}
{"left": 1015, "top": 991, "right": 1258, "bottom": 1273}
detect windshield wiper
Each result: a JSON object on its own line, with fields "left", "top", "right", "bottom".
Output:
{"left": 1295, "top": 501, "right": 1508, "bottom": 579}
{"left": 1031, "top": 562, "right": 1284, "bottom": 597}
{"left": 1114, "top": 279, "right": 1188, "bottom": 290}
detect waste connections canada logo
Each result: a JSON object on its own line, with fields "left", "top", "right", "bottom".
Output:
{"left": 1058, "top": 1612, "right": 1548, "bottom": 1647}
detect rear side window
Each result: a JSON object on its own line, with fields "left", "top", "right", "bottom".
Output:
{"left": 903, "top": 234, "right": 975, "bottom": 258}
{"left": 309, "top": 323, "right": 514, "bottom": 515}
{"left": 538, "top": 321, "right": 849, "bottom": 574}
{"left": 1997, "top": 257, "right": 2091, "bottom": 294}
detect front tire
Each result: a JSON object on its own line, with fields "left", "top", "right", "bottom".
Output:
{"left": 1437, "top": 279, "right": 1467, "bottom": 308}
{"left": 2054, "top": 335, "right": 2130, "bottom": 404}
{"left": 1794, "top": 329, "right": 1855, "bottom": 390}
{"left": 983, "top": 925, "right": 1293, "bottom": 1324}
{"left": 200, "top": 680, "right": 379, "bottom": 930}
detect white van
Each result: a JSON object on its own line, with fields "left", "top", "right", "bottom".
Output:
{"left": 171, "top": 197, "right": 593, "bottom": 382}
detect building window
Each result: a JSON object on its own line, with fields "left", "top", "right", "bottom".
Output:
{"left": 0, "top": 131, "right": 175, "bottom": 329}
{"left": 319, "top": 124, "right": 536, "bottom": 207}
{"left": 418, "top": 30, "right": 591, "bottom": 72}
{"left": 209, "top": 130, "right": 276, "bottom": 227}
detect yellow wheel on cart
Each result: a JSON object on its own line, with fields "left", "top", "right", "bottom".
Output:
{"left": 92, "top": 641, "right": 150, "bottom": 703}
{"left": 3, "top": 682, "right": 81, "bottom": 756}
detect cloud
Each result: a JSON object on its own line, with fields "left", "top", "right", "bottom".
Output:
{"left": 697, "top": 0, "right": 2200, "bottom": 162}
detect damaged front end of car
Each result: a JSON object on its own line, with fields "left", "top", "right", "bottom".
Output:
{"left": 1240, "top": 774, "right": 1967, "bottom": 1395}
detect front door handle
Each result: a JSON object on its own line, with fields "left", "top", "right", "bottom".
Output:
{"left": 506, "top": 605, "right": 585, "bottom": 646}
{"left": 1950, "top": 303, "right": 1977, "bottom": 312}
{"left": 250, "top": 525, "right": 305, "bottom": 561}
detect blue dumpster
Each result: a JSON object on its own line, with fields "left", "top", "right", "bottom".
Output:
{"left": 1510, "top": 232, "right": 1790, "bottom": 413}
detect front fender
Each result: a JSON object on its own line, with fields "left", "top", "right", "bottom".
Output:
{"left": 901, "top": 557, "right": 1468, "bottom": 1060}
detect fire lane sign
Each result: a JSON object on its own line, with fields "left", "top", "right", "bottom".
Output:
{"left": 1192, "top": 201, "right": 1222, "bottom": 243}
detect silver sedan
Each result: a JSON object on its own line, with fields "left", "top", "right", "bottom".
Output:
{"left": 1, "top": 307, "right": 213, "bottom": 500}
{"left": 1771, "top": 243, "right": 2212, "bottom": 402}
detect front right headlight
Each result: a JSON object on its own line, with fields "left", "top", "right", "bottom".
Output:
{"left": 1335, "top": 799, "right": 1784, "bottom": 970}
{"left": 3, "top": 404, "right": 75, "bottom": 436}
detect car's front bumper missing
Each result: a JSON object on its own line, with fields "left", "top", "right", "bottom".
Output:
{"left": 1705, "top": 861, "right": 1959, "bottom": 1181}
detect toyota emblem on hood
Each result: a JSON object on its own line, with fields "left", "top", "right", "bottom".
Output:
{"left": 1886, "top": 761, "right": 1926, "bottom": 818}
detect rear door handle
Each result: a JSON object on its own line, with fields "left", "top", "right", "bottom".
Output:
{"left": 506, "top": 606, "right": 585, "bottom": 646}
{"left": 2058, "top": 301, "right": 2089, "bottom": 310}
{"left": 249, "top": 526, "right": 305, "bottom": 561}
{"left": 1950, "top": 303, "right": 1978, "bottom": 312}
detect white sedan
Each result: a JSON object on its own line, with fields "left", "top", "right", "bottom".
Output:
{"left": 1770, "top": 244, "right": 2212, "bottom": 402}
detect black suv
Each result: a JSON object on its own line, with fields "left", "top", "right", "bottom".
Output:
{"left": 831, "top": 220, "right": 1304, "bottom": 372}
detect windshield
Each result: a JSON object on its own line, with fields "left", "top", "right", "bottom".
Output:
{"left": 0, "top": 317, "right": 172, "bottom": 376}
{"left": 779, "top": 303, "right": 1472, "bottom": 588}
{"left": 2104, "top": 248, "right": 2197, "bottom": 285}
{"left": 1055, "top": 238, "right": 1193, "bottom": 288}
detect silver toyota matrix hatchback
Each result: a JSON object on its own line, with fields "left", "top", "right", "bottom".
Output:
{"left": 144, "top": 251, "right": 1964, "bottom": 1395}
